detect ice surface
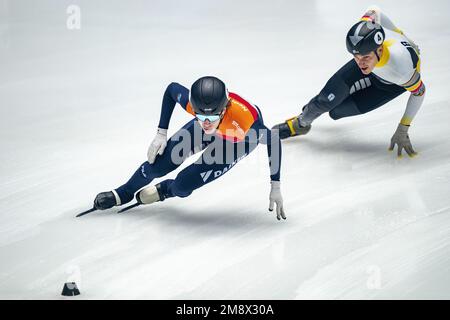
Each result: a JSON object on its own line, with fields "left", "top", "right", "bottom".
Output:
{"left": 0, "top": 0, "right": 449, "bottom": 299}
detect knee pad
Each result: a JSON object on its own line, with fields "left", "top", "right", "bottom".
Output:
{"left": 170, "top": 182, "right": 193, "bottom": 198}
{"left": 328, "top": 99, "right": 361, "bottom": 120}
{"left": 329, "top": 108, "right": 343, "bottom": 120}
{"left": 314, "top": 93, "right": 337, "bottom": 113}
{"left": 161, "top": 177, "right": 193, "bottom": 199}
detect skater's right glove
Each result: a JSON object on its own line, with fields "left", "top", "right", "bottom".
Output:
{"left": 269, "top": 181, "right": 286, "bottom": 221}
{"left": 147, "top": 128, "right": 168, "bottom": 164}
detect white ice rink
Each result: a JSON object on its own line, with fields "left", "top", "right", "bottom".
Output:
{"left": 0, "top": 0, "right": 449, "bottom": 299}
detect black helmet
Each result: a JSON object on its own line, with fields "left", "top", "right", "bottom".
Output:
{"left": 346, "top": 20, "right": 385, "bottom": 55}
{"left": 190, "top": 76, "right": 229, "bottom": 115}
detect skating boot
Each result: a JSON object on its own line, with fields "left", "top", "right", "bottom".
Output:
{"left": 272, "top": 116, "right": 311, "bottom": 140}
{"left": 94, "top": 191, "right": 120, "bottom": 210}
{"left": 136, "top": 183, "right": 165, "bottom": 205}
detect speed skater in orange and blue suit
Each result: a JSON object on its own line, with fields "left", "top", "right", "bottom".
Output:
{"left": 91, "top": 76, "right": 286, "bottom": 220}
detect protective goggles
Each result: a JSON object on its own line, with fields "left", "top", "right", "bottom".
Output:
{"left": 195, "top": 113, "right": 221, "bottom": 123}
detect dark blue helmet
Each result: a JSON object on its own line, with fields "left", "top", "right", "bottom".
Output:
{"left": 190, "top": 76, "right": 229, "bottom": 115}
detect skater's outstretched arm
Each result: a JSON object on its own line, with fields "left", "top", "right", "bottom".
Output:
{"left": 252, "top": 121, "right": 285, "bottom": 220}
{"left": 148, "top": 82, "right": 191, "bottom": 164}
{"left": 266, "top": 126, "right": 282, "bottom": 182}
{"left": 390, "top": 79, "right": 426, "bottom": 158}
{"left": 251, "top": 121, "right": 282, "bottom": 181}
{"left": 382, "top": 33, "right": 426, "bottom": 157}
{"left": 360, "top": 6, "right": 425, "bottom": 157}
{"left": 158, "top": 82, "right": 190, "bottom": 129}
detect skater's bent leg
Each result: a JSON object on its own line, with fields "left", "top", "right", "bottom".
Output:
{"left": 273, "top": 60, "right": 361, "bottom": 138}
{"left": 300, "top": 90, "right": 347, "bottom": 125}
{"left": 329, "top": 81, "right": 406, "bottom": 120}
{"left": 299, "top": 60, "right": 359, "bottom": 126}
{"left": 157, "top": 163, "right": 225, "bottom": 200}
{"left": 329, "top": 98, "right": 361, "bottom": 120}
{"left": 115, "top": 160, "right": 176, "bottom": 204}
{"left": 115, "top": 120, "right": 207, "bottom": 204}
{"left": 158, "top": 139, "right": 257, "bottom": 200}
{"left": 353, "top": 81, "right": 406, "bottom": 114}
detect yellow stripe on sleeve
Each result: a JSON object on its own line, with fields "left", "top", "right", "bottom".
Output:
{"left": 400, "top": 116, "right": 412, "bottom": 126}
{"left": 406, "top": 79, "right": 423, "bottom": 92}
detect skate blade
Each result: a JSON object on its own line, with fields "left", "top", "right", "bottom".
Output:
{"left": 76, "top": 207, "right": 97, "bottom": 218}
{"left": 117, "top": 202, "right": 141, "bottom": 213}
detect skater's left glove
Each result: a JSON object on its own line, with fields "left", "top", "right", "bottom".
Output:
{"left": 269, "top": 181, "right": 286, "bottom": 221}
{"left": 389, "top": 123, "right": 418, "bottom": 158}
{"left": 147, "top": 128, "right": 168, "bottom": 164}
